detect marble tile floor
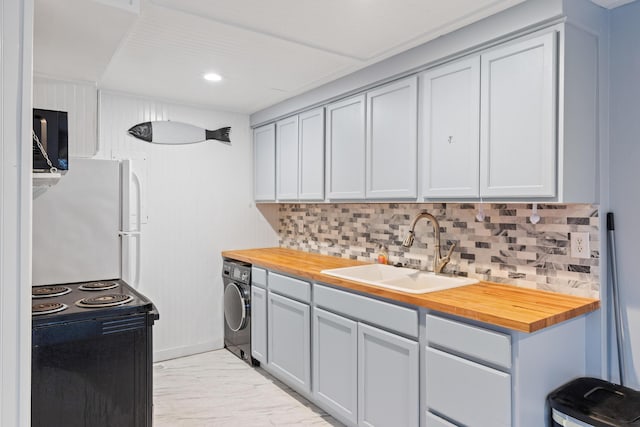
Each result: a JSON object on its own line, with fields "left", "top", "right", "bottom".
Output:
{"left": 153, "top": 349, "right": 344, "bottom": 426}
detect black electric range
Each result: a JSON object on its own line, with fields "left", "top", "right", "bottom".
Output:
{"left": 31, "top": 279, "right": 158, "bottom": 427}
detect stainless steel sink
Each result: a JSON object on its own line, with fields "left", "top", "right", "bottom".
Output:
{"left": 321, "top": 264, "right": 478, "bottom": 294}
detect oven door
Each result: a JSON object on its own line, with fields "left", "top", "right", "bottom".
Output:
{"left": 32, "top": 313, "right": 153, "bottom": 427}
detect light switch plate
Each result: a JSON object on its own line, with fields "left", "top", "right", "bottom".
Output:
{"left": 570, "top": 232, "right": 590, "bottom": 259}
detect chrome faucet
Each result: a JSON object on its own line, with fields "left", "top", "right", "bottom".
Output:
{"left": 402, "top": 211, "right": 456, "bottom": 274}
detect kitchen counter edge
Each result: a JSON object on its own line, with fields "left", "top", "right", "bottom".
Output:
{"left": 221, "top": 247, "right": 600, "bottom": 333}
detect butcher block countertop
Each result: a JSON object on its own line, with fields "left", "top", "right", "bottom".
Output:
{"left": 221, "top": 247, "right": 600, "bottom": 333}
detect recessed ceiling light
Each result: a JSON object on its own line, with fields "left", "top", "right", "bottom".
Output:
{"left": 204, "top": 73, "right": 222, "bottom": 82}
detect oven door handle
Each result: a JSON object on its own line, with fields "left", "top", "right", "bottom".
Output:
{"left": 149, "top": 304, "right": 160, "bottom": 323}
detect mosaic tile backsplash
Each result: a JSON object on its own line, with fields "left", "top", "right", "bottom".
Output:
{"left": 279, "top": 203, "right": 600, "bottom": 298}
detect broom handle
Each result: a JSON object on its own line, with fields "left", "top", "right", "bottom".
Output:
{"left": 607, "top": 212, "right": 626, "bottom": 386}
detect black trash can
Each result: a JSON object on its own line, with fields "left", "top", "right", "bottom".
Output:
{"left": 548, "top": 377, "right": 640, "bottom": 426}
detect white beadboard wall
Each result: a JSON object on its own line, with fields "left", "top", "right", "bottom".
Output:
{"left": 33, "top": 76, "right": 98, "bottom": 157}
{"left": 98, "top": 91, "right": 278, "bottom": 361}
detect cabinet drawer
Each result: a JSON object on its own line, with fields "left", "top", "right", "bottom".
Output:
{"left": 426, "top": 347, "right": 511, "bottom": 427}
{"left": 268, "top": 272, "right": 311, "bottom": 303}
{"left": 426, "top": 314, "right": 511, "bottom": 370}
{"left": 315, "top": 284, "right": 418, "bottom": 338}
{"left": 426, "top": 412, "right": 459, "bottom": 427}
{"left": 252, "top": 267, "right": 267, "bottom": 289}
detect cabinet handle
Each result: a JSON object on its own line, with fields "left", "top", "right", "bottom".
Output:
{"left": 448, "top": 136, "right": 453, "bottom": 144}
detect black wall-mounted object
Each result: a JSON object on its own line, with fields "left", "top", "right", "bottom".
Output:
{"left": 33, "top": 108, "right": 69, "bottom": 171}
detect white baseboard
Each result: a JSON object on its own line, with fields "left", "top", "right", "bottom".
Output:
{"left": 154, "top": 339, "right": 224, "bottom": 362}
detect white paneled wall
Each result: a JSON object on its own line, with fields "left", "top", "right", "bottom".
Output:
{"left": 33, "top": 76, "right": 98, "bottom": 157}
{"left": 99, "top": 91, "right": 278, "bottom": 361}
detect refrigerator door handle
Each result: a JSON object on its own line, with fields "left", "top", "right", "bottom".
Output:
{"left": 131, "top": 171, "right": 143, "bottom": 232}
{"left": 121, "top": 160, "right": 143, "bottom": 289}
{"left": 130, "top": 170, "right": 142, "bottom": 289}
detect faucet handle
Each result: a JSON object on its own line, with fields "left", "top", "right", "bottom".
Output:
{"left": 444, "top": 242, "right": 456, "bottom": 260}
{"left": 436, "top": 243, "right": 456, "bottom": 274}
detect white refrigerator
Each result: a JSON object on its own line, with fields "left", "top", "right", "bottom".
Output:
{"left": 32, "top": 157, "right": 141, "bottom": 286}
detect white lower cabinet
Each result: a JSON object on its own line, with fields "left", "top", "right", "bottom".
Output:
{"left": 312, "top": 308, "right": 358, "bottom": 425}
{"left": 250, "top": 285, "right": 268, "bottom": 364}
{"left": 250, "top": 269, "right": 588, "bottom": 427}
{"left": 358, "top": 323, "right": 419, "bottom": 427}
{"left": 267, "top": 292, "right": 311, "bottom": 394}
{"left": 312, "top": 284, "right": 419, "bottom": 427}
{"left": 312, "top": 309, "right": 419, "bottom": 427}
{"left": 425, "top": 314, "right": 511, "bottom": 427}
{"left": 423, "top": 313, "right": 589, "bottom": 427}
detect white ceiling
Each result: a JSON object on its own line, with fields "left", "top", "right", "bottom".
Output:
{"left": 34, "top": 0, "right": 137, "bottom": 82}
{"left": 32, "top": 0, "right": 634, "bottom": 114}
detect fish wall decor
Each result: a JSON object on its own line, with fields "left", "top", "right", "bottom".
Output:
{"left": 128, "top": 121, "right": 231, "bottom": 145}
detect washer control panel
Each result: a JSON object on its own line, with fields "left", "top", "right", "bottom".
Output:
{"left": 222, "top": 260, "right": 251, "bottom": 285}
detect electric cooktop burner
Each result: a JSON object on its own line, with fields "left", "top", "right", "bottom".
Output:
{"left": 75, "top": 294, "right": 134, "bottom": 308}
{"left": 78, "top": 282, "right": 119, "bottom": 291}
{"left": 32, "top": 302, "right": 68, "bottom": 316}
{"left": 32, "top": 286, "right": 71, "bottom": 299}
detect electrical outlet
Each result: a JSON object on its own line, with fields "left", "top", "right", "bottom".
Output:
{"left": 570, "top": 232, "right": 591, "bottom": 259}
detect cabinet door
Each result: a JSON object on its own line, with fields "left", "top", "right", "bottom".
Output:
{"left": 313, "top": 308, "right": 358, "bottom": 425}
{"left": 358, "top": 323, "right": 419, "bottom": 427}
{"left": 250, "top": 286, "right": 267, "bottom": 364}
{"left": 326, "top": 95, "right": 366, "bottom": 200}
{"left": 421, "top": 57, "right": 480, "bottom": 198}
{"left": 254, "top": 124, "right": 276, "bottom": 201}
{"left": 299, "top": 108, "right": 325, "bottom": 200}
{"left": 366, "top": 77, "right": 418, "bottom": 199}
{"left": 426, "top": 347, "right": 511, "bottom": 427}
{"left": 480, "top": 32, "right": 557, "bottom": 197}
{"left": 268, "top": 292, "right": 311, "bottom": 394}
{"left": 276, "top": 116, "right": 299, "bottom": 200}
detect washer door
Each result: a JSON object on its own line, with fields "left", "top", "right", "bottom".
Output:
{"left": 224, "top": 283, "right": 247, "bottom": 332}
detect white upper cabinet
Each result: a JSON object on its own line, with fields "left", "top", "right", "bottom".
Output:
{"left": 420, "top": 57, "right": 480, "bottom": 198}
{"left": 366, "top": 76, "right": 418, "bottom": 199}
{"left": 254, "top": 123, "right": 276, "bottom": 201}
{"left": 480, "top": 32, "right": 557, "bottom": 198}
{"left": 257, "top": 22, "right": 599, "bottom": 203}
{"left": 326, "top": 95, "right": 366, "bottom": 200}
{"left": 276, "top": 116, "right": 299, "bottom": 200}
{"left": 298, "top": 108, "right": 325, "bottom": 200}
{"left": 273, "top": 108, "right": 325, "bottom": 202}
